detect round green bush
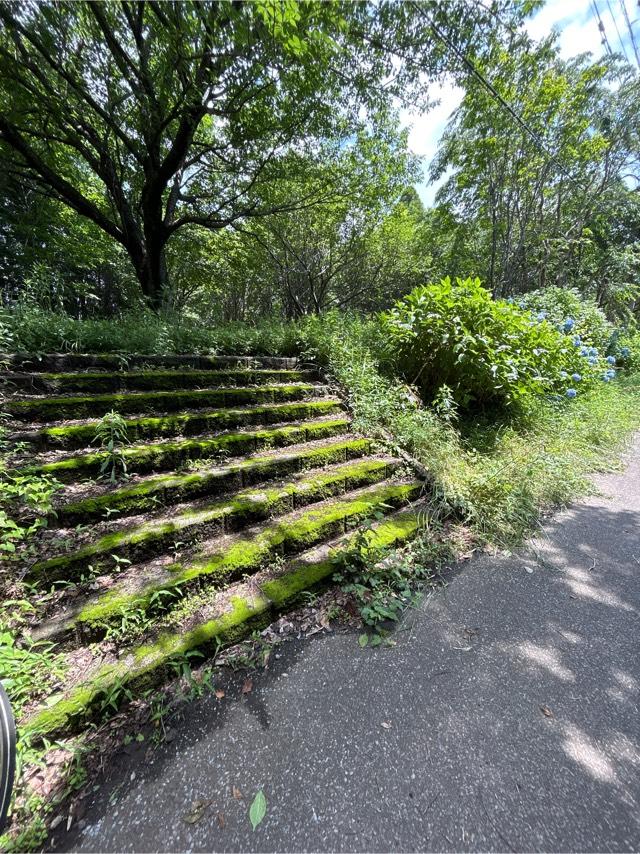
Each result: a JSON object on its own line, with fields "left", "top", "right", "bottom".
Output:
{"left": 381, "top": 277, "right": 608, "bottom": 410}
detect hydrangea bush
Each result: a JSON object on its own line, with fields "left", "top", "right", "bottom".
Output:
{"left": 516, "top": 287, "right": 613, "bottom": 351}
{"left": 381, "top": 277, "right": 616, "bottom": 410}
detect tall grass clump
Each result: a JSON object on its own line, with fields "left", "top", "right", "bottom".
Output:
{"left": 451, "top": 375, "right": 640, "bottom": 545}
{"left": 299, "top": 312, "right": 463, "bottom": 512}
{"left": 2, "top": 305, "right": 300, "bottom": 356}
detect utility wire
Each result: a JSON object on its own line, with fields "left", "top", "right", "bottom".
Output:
{"left": 406, "top": 0, "right": 639, "bottom": 241}
{"left": 620, "top": 0, "right": 640, "bottom": 67}
{"left": 591, "top": 0, "right": 616, "bottom": 56}
{"left": 606, "top": 0, "right": 631, "bottom": 61}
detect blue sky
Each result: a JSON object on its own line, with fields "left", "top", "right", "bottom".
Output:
{"left": 405, "top": 0, "right": 640, "bottom": 206}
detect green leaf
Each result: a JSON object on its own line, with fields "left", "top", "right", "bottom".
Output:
{"left": 249, "top": 790, "right": 267, "bottom": 831}
{"left": 358, "top": 633, "right": 369, "bottom": 647}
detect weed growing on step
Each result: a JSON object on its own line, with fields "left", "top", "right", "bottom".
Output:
{"left": 0, "top": 418, "right": 60, "bottom": 560}
{"left": 92, "top": 409, "right": 129, "bottom": 483}
{"left": 332, "top": 513, "right": 450, "bottom": 646}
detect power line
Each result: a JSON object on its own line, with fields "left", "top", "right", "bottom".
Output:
{"left": 605, "top": 0, "right": 631, "bottom": 61}
{"left": 406, "top": 0, "right": 639, "bottom": 241}
{"left": 619, "top": 0, "right": 640, "bottom": 67}
{"left": 591, "top": 0, "right": 616, "bottom": 57}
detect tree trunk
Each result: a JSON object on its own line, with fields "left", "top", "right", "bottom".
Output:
{"left": 131, "top": 238, "right": 168, "bottom": 311}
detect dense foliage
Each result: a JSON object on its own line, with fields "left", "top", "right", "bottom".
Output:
{"left": 382, "top": 277, "right": 618, "bottom": 409}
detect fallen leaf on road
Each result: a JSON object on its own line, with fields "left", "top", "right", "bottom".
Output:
{"left": 540, "top": 705, "right": 554, "bottom": 718}
{"left": 215, "top": 689, "right": 225, "bottom": 699}
{"left": 249, "top": 790, "right": 267, "bottom": 831}
{"left": 232, "top": 786, "right": 244, "bottom": 800}
{"left": 381, "top": 721, "right": 392, "bottom": 729}
{"left": 217, "top": 811, "right": 226, "bottom": 829}
{"left": 242, "top": 678, "right": 253, "bottom": 694}
{"left": 183, "top": 799, "right": 212, "bottom": 824}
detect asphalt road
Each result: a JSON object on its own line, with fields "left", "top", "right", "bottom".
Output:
{"left": 59, "top": 437, "right": 640, "bottom": 852}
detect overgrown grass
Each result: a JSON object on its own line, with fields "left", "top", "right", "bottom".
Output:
{"left": 2, "top": 306, "right": 301, "bottom": 356}
{"left": 452, "top": 374, "right": 640, "bottom": 544}
{"left": 300, "top": 312, "right": 640, "bottom": 547}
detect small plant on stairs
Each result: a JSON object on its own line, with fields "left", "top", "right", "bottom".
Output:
{"left": 93, "top": 409, "right": 129, "bottom": 483}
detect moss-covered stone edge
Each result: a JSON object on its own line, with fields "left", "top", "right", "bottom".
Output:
{"left": 7, "top": 367, "right": 315, "bottom": 394}
{"left": 54, "top": 436, "right": 373, "bottom": 525}
{"left": 6, "top": 383, "right": 322, "bottom": 422}
{"left": 53, "top": 480, "right": 423, "bottom": 640}
{"left": 24, "top": 509, "right": 424, "bottom": 740}
{"left": 21, "top": 418, "right": 351, "bottom": 482}
{"left": 29, "top": 458, "right": 397, "bottom": 584}
{"left": 21, "top": 399, "right": 343, "bottom": 450}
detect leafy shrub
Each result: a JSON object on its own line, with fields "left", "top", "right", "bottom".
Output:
{"left": 298, "top": 311, "right": 460, "bottom": 492}
{"left": 516, "top": 287, "right": 613, "bottom": 351}
{"left": 381, "top": 277, "right": 610, "bottom": 410}
{"left": 609, "top": 327, "right": 640, "bottom": 372}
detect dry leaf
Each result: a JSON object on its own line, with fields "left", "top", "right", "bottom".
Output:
{"left": 217, "top": 811, "right": 226, "bottom": 829}
{"left": 232, "top": 785, "right": 244, "bottom": 801}
{"left": 242, "top": 678, "right": 253, "bottom": 694}
{"left": 183, "top": 799, "right": 211, "bottom": 824}
{"left": 540, "top": 705, "right": 554, "bottom": 718}
{"left": 215, "top": 689, "right": 225, "bottom": 699}
{"left": 381, "top": 721, "right": 392, "bottom": 729}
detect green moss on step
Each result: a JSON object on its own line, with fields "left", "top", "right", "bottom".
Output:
{"left": 55, "top": 438, "right": 371, "bottom": 525}
{"left": 24, "top": 508, "right": 424, "bottom": 740}
{"left": 31, "top": 400, "right": 342, "bottom": 450}
{"left": 262, "top": 510, "right": 422, "bottom": 606}
{"left": 7, "top": 384, "right": 319, "bottom": 422}
{"left": 65, "top": 480, "right": 421, "bottom": 636}
{"left": 11, "top": 369, "right": 312, "bottom": 395}
{"left": 24, "top": 418, "right": 349, "bottom": 482}
{"left": 31, "top": 458, "right": 394, "bottom": 585}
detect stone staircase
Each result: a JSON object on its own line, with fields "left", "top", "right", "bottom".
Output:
{"left": 3, "top": 353, "right": 427, "bottom": 739}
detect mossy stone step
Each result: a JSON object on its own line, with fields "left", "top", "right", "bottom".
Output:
{"left": 1, "top": 353, "right": 298, "bottom": 373}
{"left": 25, "top": 507, "right": 425, "bottom": 740}
{"left": 22, "top": 417, "right": 351, "bottom": 483}
{"left": 28, "top": 458, "right": 399, "bottom": 584}
{"left": 6, "top": 368, "right": 315, "bottom": 394}
{"left": 13, "top": 399, "right": 343, "bottom": 450}
{"left": 6, "top": 383, "right": 322, "bottom": 422}
{"left": 53, "top": 437, "right": 373, "bottom": 526}
{"left": 45, "top": 480, "right": 423, "bottom": 642}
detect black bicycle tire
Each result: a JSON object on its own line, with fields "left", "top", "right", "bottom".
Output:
{"left": 0, "top": 681, "right": 16, "bottom": 833}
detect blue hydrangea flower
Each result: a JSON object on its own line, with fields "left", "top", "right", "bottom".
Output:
{"left": 601, "top": 373, "right": 611, "bottom": 382}
{"left": 620, "top": 346, "right": 630, "bottom": 357}
{"left": 587, "top": 357, "right": 598, "bottom": 366}
{"left": 536, "top": 311, "right": 547, "bottom": 322}
{"left": 563, "top": 318, "right": 575, "bottom": 331}
{"left": 572, "top": 336, "right": 582, "bottom": 347}
{"left": 579, "top": 346, "right": 589, "bottom": 356}
{"left": 605, "top": 368, "right": 616, "bottom": 379}
{"left": 571, "top": 373, "right": 582, "bottom": 382}
{"left": 560, "top": 371, "right": 568, "bottom": 378}
{"left": 588, "top": 346, "right": 598, "bottom": 356}
{"left": 606, "top": 355, "right": 616, "bottom": 365}
{"left": 566, "top": 388, "right": 577, "bottom": 398}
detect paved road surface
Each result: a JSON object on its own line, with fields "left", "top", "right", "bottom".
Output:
{"left": 60, "top": 437, "right": 640, "bottom": 852}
